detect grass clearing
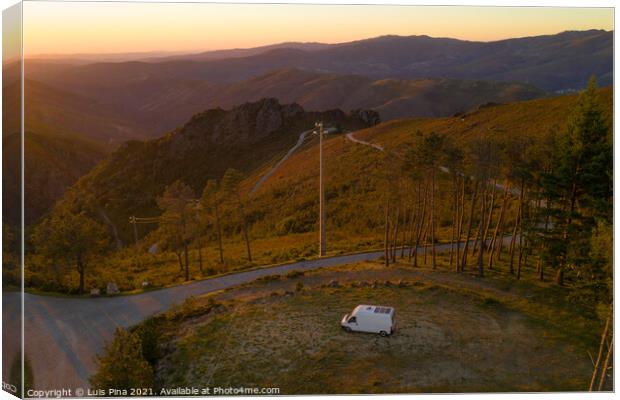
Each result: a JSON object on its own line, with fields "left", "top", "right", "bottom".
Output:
{"left": 151, "top": 257, "right": 602, "bottom": 393}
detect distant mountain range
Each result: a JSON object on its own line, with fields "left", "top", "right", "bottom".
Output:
{"left": 142, "top": 42, "right": 332, "bottom": 62}
{"left": 14, "top": 30, "right": 610, "bottom": 141}
{"left": 25, "top": 29, "right": 612, "bottom": 93}
{"left": 4, "top": 30, "right": 612, "bottom": 226}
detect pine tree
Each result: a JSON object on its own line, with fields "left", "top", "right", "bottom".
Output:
{"left": 157, "top": 180, "right": 196, "bottom": 281}
{"left": 414, "top": 132, "right": 445, "bottom": 269}
{"left": 32, "top": 210, "right": 109, "bottom": 293}
{"left": 221, "top": 168, "right": 252, "bottom": 263}
{"left": 541, "top": 77, "right": 612, "bottom": 285}
{"left": 201, "top": 179, "right": 225, "bottom": 264}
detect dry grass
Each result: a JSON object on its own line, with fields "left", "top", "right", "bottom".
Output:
{"left": 153, "top": 256, "right": 603, "bottom": 394}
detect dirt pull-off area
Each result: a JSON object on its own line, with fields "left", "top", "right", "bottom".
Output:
{"left": 154, "top": 260, "right": 601, "bottom": 394}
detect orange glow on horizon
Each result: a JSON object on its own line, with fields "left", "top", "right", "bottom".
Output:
{"left": 23, "top": 2, "right": 613, "bottom": 56}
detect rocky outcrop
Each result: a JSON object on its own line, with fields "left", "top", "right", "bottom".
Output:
{"left": 350, "top": 109, "right": 381, "bottom": 126}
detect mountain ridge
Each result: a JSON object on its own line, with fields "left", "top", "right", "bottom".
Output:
{"left": 25, "top": 30, "right": 612, "bottom": 94}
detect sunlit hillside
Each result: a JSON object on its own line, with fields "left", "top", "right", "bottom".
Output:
{"left": 23, "top": 87, "right": 612, "bottom": 293}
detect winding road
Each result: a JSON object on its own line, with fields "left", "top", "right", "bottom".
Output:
{"left": 250, "top": 126, "right": 337, "bottom": 195}
{"left": 249, "top": 129, "right": 313, "bottom": 195}
{"left": 345, "top": 132, "right": 384, "bottom": 151}
{"left": 2, "top": 239, "right": 503, "bottom": 393}
{"left": 2, "top": 128, "right": 513, "bottom": 393}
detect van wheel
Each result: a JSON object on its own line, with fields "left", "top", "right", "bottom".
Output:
{"left": 344, "top": 327, "right": 352, "bottom": 333}
{"left": 379, "top": 331, "right": 389, "bottom": 337}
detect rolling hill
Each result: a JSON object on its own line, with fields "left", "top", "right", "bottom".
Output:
{"left": 2, "top": 78, "right": 147, "bottom": 225}
{"left": 206, "top": 69, "right": 545, "bottom": 120}
{"left": 3, "top": 79, "right": 147, "bottom": 143}
{"left": 19, "top": 68, "right": 545, "bottom": 137}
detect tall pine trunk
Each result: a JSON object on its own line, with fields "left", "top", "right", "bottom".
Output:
{"left": 184, "top": 242, "right": 190, "bottom": 281}
{"left": 197, "top": 242, "right": 203, "bottom": 273}
{"left": 405, "top": 206, "right": 416, "bottom": 259}
{"left": 177, "top": 252, "right": 184, "bottom": 271}
{"left": 477, "top": 185, "right": 486, "bottom": 277}
{"left": 509, "top": 179, "right": 525, "bottom": 274}
{"left": 214, "top": 202, "right": 224, "bottom": 264}
{"left": 400, "top": 207, "right": 411, "bottom": 258}
{"left": 77, "top": 254, "right": 85, "bottom": 294}
{"left": 488, "top": 180, "right": 510, "bottom": 268}
{"left": 430, "top": 170, "right": 437, "bottom": 269}
{"left": 481, "top": 181, "right": 497, "bottom": 250}
{"left": 412, "top": 183, "right": 428, "bottom": 267}
{"left": 237, "top": 196, "right": 252, "bottom": 263}
{"left": 557, "top": 176, "right": 579, "bottom": 285}
{"left": 455, "top": 178, "right": 466, "bottom": 272}
{"left": 597, "top": 335, "right": 613, "bottom": 391}
{"left": 590, "top": 308, "right": 613, "bottom": 391}
{"left": 449, "top": 176, "right": 459, "bottom": 267}
{"left": 537, "top": 198, "right": 551, "bottom": 281}
{"left": 409, "top": 183, "right": 422, "bottom": 261}
{"left": 516, "top": 184, "right": 526, "bottom": 279}
{"left": 384, "top": 198, "right": 390, "bottom": 267}
{"left": 461, "top": 180, "right": 479, "bottom": 269}
{"left": 391, "top": 207, "right": 400, "bottom": 262}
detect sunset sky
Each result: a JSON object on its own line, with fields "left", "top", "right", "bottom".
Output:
{"left": 23, "top": 2, "right": 614, "bottom": 56}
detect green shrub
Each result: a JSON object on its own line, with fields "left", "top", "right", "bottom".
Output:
{"left": 90, "top": 328, "right": 154, "bottom": 390}
{"left": 131, "top": 317, "right": 164, "bottom": 366}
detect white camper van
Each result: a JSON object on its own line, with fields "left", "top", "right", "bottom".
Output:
{"left": 341, "top": 305, "right": 396, "bottom": 336}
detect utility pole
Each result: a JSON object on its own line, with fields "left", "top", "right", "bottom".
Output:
{"left": 129, "top": 215, "right": 138, "bottom": 246}
{"left": 316, "top": 121, "right": 327, "bottom": 257}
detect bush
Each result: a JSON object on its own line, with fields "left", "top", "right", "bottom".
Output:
{"left": 286, "top": 270, "right": 305, "bottom": 279}
{"left": 131, "top": 317, "right": 163, "bottom": 366}
{"left": 90, "top": 328, "right": 154, "bottom": 390}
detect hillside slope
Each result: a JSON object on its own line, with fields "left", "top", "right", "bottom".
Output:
{"left": 172, "top": 69, "right": 545, "bottom": 121}
{"left": 24, "top": 88, "right": 613, "bottom": 292}
{"left": 240, "top": 87, "right": 612, "bottom": 252}
{"left": 2, "top": 131, "right": 108, "bottom": 225}
{"left": 53, "top": 99, "right": 377, "bottom": 243}
{"left": 21, "top": 68, "right": 545, "bottom": 136}
{"left": 3, "top": 79, "right": 147, "bottom": 143}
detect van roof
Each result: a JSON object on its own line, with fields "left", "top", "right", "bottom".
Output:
{"left": 352, "top": 305, "right": 394, "bottom": 315}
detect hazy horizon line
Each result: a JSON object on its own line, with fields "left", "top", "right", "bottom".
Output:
{"left": 21, "top": 28, "right": 613, "bottom": 60}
